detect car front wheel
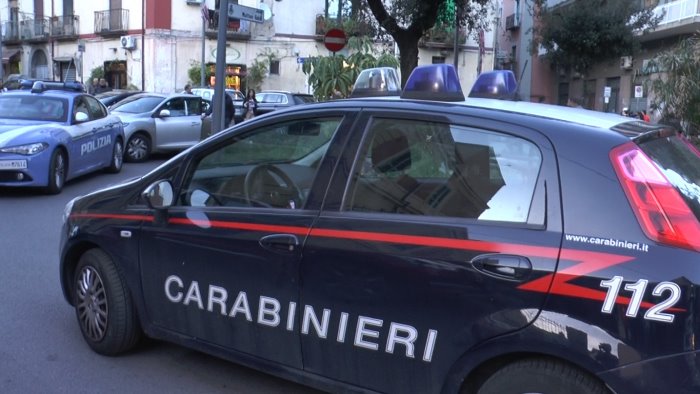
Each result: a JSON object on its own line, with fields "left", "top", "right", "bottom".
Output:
{"left": 105, "top": 138, "right": 123, "bottom": 173}
{"left": 45, "top": 149, "right": 66, "bottom": 194}
{"left": 73, "top": 249, "right": 141, "bottom": 355}
{"left": 125, "top": 133, "right": 151, "bottom": 162}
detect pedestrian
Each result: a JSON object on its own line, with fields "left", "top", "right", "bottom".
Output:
{"left": 203, "top": 91, "right": 235, "bottom": 130}
{"left": 96, "top": 78, "right": 111, "bottom": 94}
{"left": 622, "top": 107, "right": 629, "bottom": 117}
{"left": 642, "top": 110, "right": 651, "bottom": 123}
{"left": 243, "top": 89, "right": 258, "bottom": 121}
{"left": 88, "top": 78, "right": 99, "bottom": 95}
{"left": 183, "top": 84, "right": 192, "bottom": 94}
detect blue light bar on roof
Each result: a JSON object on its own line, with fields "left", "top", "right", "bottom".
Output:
{"left": 350, "top": 67, "right": 401, "bottom": 98}
{"left": 468, "top": 70, "right": 517, "bottom": 100}
{"left": 401, "top": 64, "right": 465, "bottom": 102}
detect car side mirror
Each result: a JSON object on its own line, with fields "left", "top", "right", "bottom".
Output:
{"left": 143, "top": 180, "right": 174, "bottom": 209}
{"left": 74, "top": 111, "right": 89, "bottom": 123}
{"left": 159, "top": 109, "right": 171, "bottom": 118}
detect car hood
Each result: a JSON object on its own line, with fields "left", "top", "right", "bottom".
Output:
{"left": 0, "top": 120, "right": 63, "bottom": 147}
{"left": 112, "top": 111, "right": 153, "bottom": 121}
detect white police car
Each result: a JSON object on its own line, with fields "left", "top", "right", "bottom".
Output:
{"left": 61, "top": 66, "right": 700, "bottom": 393}
{"left": 0, "top": 81, "right": 124, "bottom": 194}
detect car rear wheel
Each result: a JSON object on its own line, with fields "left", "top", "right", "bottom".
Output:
{"left": 73, "top": 249, "right": 141, "bottom": 356}
{"left": 125, "top": 133, "right": 151, "bottom": 162}
{"left": 476, "top": 358, "right": 608, "bottom": 394}
{"left": 45, "top": 149, "right": 66, "bottom": 194}
{"left": 105, "top": 138, "right": 123, "bottom": 173}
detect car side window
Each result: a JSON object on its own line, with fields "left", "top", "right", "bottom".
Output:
{"left": 84, "top": 96, "right": 107, "bottom": 120}
{"left": 163, "top": 98, "right": 186, "bottom": 117}
{"left": 345, "top": 118, "right": 543, "bottom": 224}
{"left": 178, "top": 117, "right": 343, "bottom": 209}
{"left": 185, "top": 97, "right": 203, "bottom": 115}
{"left": 73, "top": 97, "right": 91, "bottom": 121}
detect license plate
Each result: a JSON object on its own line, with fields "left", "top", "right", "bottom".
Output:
{"left": 0, "top": 160, "right": 28, "bottom": 170}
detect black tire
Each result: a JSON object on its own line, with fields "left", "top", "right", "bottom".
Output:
{"left": 477, "top": 358, "right": 609, "bottom": 394}
{"left": 105, "top": 138, "right": 124, "bottom": 173}
{"left": 73, "top": 249, "right": 141, "bottom": 356}
{"left": 125, "top": 133, "right": 151, "bottom": 163}
{"left": 45, "top": 149, "right": 66, "bottom": 194}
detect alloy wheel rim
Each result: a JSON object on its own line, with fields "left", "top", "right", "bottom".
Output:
{"left": 54, "top": 153, "right": 65, "bottom": 188}
{"left": 114, "top": 141, "right": 123, "bottom": 169}
{"left": 76, "top": 266, "right": 108, "bottom": 341}
{"left": 127, "top": 138, "right": 147, "bottom": 160}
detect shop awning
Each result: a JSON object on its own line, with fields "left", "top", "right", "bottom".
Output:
{"left": 52, "top": 56, "right": 74, "bottom": 63}
{"left": 2, "top": 49, "right": 20, "bottom": 64}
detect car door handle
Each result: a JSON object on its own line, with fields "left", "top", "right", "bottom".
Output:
{"left": 259, "top": 234, "right": 299, "bottom": 254}
{"left": 471, "top": 254, "right": 532, "bottom": 281}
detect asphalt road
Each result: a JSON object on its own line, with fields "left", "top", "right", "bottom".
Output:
{"left": 0, "top": 158, "right": 321, "bottom": 394}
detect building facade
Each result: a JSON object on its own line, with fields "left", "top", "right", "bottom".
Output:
{"left": 0, "top": 0, "right": 497, "bottom": 94}
{"left": 496, "top": 0, "right": 700, "bottom": 118}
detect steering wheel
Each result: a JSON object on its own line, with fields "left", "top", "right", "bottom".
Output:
{"left": 244, "top": 164, "right": 303, "bottom": 208}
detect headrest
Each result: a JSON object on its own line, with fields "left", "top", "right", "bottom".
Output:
{"left": 371, "top": 131, "right": 411, "bottom": 173}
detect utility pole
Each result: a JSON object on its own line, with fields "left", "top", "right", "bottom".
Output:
{"left": 213, "top": 0, "right": 229, "bottom": 133}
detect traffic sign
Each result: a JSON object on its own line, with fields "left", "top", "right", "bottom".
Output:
{"left": 634, "top": 85, "right": 643, "bottom": 98}
{"left": 227, "top": 3, "right": 264, "bottom": 23}
{"left": 604, "top": 86, "right": 612, "bottom": 98}
{"left": 296, "top": 57, "right": 308, "bottom": 64}
{"left": 324, "top": 28, "right": 347, "bottom": 53}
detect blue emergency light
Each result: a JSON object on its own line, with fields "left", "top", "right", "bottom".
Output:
{"left": 468, "top": 70, "right": 517, "bottom": 100}
{"left": 400, "top": 64, "right": 465, "bottom": 102}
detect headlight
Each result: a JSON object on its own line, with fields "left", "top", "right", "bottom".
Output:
{"left": 0, "top": 142, "right": 48, "bottom": 155}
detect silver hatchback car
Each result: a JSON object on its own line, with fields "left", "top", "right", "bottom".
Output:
{"left": 110, "top": 93, "right": 210, "bottom": 162}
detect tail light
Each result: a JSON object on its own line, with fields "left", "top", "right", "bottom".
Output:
{"left": 610, "top": 141, "right": 700, "bottom": 252}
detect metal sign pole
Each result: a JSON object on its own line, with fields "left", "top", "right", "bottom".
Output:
{"left": 213, "top": 0, "right": 229, "bottom": 133}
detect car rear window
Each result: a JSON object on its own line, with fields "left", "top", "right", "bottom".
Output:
{"left": 111, "top": 96, "right": 163, "bottom": 113}
{"left": 638, "top": 133, "right": 700, "bottom": 221}
{"left": 293, "top": 95, "right": 315, "bottom": 104}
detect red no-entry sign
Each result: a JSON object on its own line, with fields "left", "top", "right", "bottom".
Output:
{"left": 324, "top": 28, "right": 347, "bottom": 53}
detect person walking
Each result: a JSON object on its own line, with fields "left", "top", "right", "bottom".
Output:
{"left": 183, "top": 84, "right": 193, "bottom": 94}
{"left": 243, "top": 89, "right": 258, "bottom": 121}
{"left": 88, "top": 78, "right": 99, "bottom": 95}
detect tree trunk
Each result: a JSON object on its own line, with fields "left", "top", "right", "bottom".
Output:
{"left": 395, "top": 37, "right": 419, "bottom": 87}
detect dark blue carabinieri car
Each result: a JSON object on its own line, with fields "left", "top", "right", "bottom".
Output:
{"left": 0, "top": 81, "right": 124, "bottom": 193}
{"left": 59, "top": 66, "right": 700, "bottom": 393}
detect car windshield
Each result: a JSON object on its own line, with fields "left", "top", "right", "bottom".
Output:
{"left": 639, "top": 132, "right": 700, "bottom": 222}
{"left": 111, "top": 95, "right": 164, "bottom": 113}
{"left": 0, "top": 95, "right": 68, "bottom": 122}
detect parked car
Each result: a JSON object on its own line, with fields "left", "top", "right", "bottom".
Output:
{"left": 255, "top": 90, "right": 316, "bottom": 115}
{"left": 191, "top": 87, "right": 245, "bottom": 122}
{"left": 95, "top": 89, "right": 142, "bottom": 109}
{"left": 60, "top": 65, "right": 700, "bottom": 393}
{"left": 110, "top": 92, "right": 210, "bottom": 162}
{"left": 0, "top": 81, "right": 124, "bottom": 194}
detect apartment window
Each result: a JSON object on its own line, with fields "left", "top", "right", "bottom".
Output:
{"left": 269, "top": 60, "right": 280, "bottom": 75}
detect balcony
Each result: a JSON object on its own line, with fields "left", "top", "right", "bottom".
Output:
{"left": 641, "top": 0, "right": 700, "bottom": 41}
{"left": 21, "top": 18, "right": 50, "bottom": 43}
{"left": 204, "top": 10, "right": 251, "bottom": 40}
{"left": 419, "top": 25, "right": 466, "bottom": 49}
{"left": 51, "top": 15, "right": 79, "bottom": 40}
{"left": 315, "top": 14, "right": 374, "bottom": 38}
{"left": 2, "top": 21, "right": 21, "bottom": 44}
{"left": 505, "top": 13, "right": 520, "bottom": 31}
{"left": 94, "top": 9, "right": 129, "bottom": 36}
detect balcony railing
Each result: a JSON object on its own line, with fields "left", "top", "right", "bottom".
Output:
{"left": 94, "top": 9, "right": 129, "bottom": 35}
{"left": 315, "top": 14, "right": 374, "bottom": 38}
{"left": 51, "top": 15, "right": 79, "bottom": 39}
{"left": 204, "top": 10, "right": 251, "bottom": 39}
{"left": 420, "top": 26, "right": 466, "bottom": 48}
{"left": 2, "top": 21, "right": 21, "bottom": 44}
{"left": 653, "top": 0, "right": 700, "bottom": 26}
{"left": 21, "top": 18, "right": 50, "bottom": 42}
{"left": 505, "top": 13, "right": 520, "bottom": 30}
